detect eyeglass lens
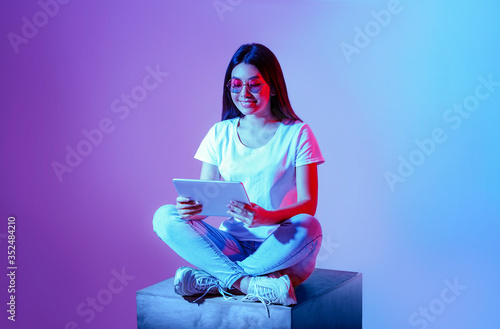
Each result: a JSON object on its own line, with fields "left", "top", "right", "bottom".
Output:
{"left": 228, "top": 79, "right": 264, "bottom": 93}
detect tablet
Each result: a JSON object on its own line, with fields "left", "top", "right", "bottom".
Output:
{"left": 173, "top": 179, "right": 251, "bottom": 217}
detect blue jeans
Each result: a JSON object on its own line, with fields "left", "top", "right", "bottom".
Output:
{"left": 153, "top": 204, "right": 323, "bottom": 289}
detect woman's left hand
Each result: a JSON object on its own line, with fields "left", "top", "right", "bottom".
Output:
{"left": 226, "top": 201, "right": 271, "bottom": 227}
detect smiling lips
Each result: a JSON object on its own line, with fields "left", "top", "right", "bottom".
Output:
{"left": 239, "top": 99, "right": 256, "bottom": 107}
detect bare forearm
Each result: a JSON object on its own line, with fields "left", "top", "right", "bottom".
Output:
{"left": 263, "top": 200, "right": 317, "bottom": 225}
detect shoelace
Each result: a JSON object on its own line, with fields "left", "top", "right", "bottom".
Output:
{"left": 192, "top": 276, "right": 235, "bottom": 303}
{"left": 242, "top": 285, "right": 276, "bottom": 317}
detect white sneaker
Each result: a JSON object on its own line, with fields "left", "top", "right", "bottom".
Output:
{"left": 242, "top": 274, "right": 297, "bottom": 316}
{"left": 174, "top": 266, "right": 234, "bottom": 301}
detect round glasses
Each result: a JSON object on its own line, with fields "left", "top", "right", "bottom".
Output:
{"left": 226, "top": 78, "right": 267, "bottom": 94}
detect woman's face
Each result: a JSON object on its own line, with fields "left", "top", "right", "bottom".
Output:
{"left": 229, "top": 63, "right": 273, "bottom": 118}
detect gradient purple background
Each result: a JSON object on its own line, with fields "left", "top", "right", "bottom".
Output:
{"left": 1, "top": 0, "right": 499, "bottom": 328}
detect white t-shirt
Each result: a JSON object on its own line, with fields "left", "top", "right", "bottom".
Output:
{"left": 194, "top": 117, "right": 325, "bottom": 241}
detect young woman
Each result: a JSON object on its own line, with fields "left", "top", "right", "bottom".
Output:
{"left": 153, "top": 43, "right": 324, "bottom": 313}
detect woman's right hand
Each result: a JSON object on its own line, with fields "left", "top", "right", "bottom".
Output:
{"left": 176, "top": 196, "right": 204, "bottom": 220}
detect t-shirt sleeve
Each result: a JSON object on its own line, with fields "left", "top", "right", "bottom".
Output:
{"left": 295, "top": 124, "right": 325, "bottom": 167}
{"left": 194, "top": 125, "right": 218, "bottom": 166}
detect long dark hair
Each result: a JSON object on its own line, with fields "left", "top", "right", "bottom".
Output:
{"left": 222, "top": 43, "right": 301, "bottom": 122}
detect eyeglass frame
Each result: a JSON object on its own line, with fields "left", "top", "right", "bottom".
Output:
{"left": 226, "top": 78, "right": 268, "bottom": 94}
